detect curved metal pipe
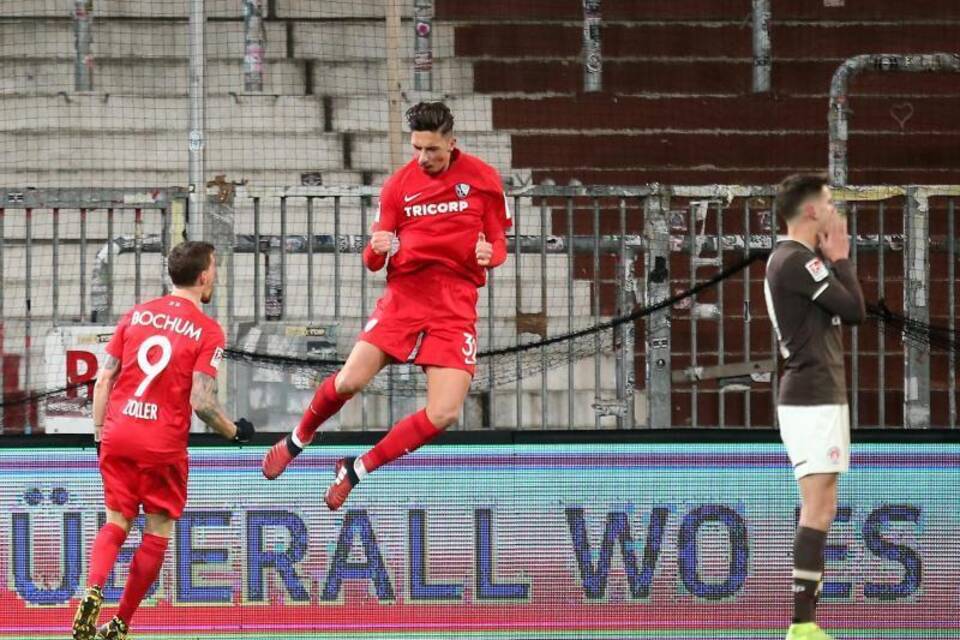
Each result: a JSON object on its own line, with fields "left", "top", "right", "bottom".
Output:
{"left": 829, "top": 53, "right": 960, "bottom": 186}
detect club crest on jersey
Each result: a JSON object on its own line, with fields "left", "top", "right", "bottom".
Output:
{"left": 805, "top": 257, "right": 829, "bottom": 282}
{"left": 211, "top": 347, "right": 224, "bottom": 370}
{"left": 455, "top": 183, "right": 471, "bottom": 198}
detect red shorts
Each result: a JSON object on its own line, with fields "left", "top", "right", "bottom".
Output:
{"left": 359, "top": 273, "right": 480, "bottom": 375}
{"left": 99, "top": 453, "right": 189, "bottom": 520}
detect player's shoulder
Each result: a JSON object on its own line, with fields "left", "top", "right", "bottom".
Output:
{"left": 384, "top": 158, "right": 420, "bottom": 190}
{"left": 457, "top": 151, "right": 503, "bottom": 185}
{"left": 771, "top": 242, "right": 828, "bottom": 282}
{"left": 193, "top": 308, "right": 226, "bottom": 337}
{"left": 771, "top": 240, "right": 815, "bottom": 265}
{"left": 118, "top": 295, "right": 167, "bottom": 320}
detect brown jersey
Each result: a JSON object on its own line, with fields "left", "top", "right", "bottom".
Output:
{"left": 763, "top": 240, "right": 866, "bottom": 405}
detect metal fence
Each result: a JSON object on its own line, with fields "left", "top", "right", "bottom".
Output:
{"left": 1, "top": 184, "right": 958, "bottom": 432}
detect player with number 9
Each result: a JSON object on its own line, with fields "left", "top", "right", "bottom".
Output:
{"left": 71, "top": 241, "right": 255, "bottom": 640}
{"left": 262, "top": 101, "right": 512, "bottom": 510}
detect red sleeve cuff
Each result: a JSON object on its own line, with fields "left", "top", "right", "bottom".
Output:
{"left": 363, "top": 244, "right": 387, "bottom": 271}
{"left": 489, "top": 237, "right": 507, "bottom": 268}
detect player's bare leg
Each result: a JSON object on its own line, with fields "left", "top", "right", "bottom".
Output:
{"left": 787, "top": 473, "right": 838, "bottom": 640}
{"left": 73, "top": 510, "right": 132, "bottom": 640}
{"left": 325, "top": 366, "right": 471, "bottom": 510}
{"left": 263, "top": 341, "right": 390, "bottom": 479}
{"left": 97, "top": 513, "right": 174, "bottom": 640}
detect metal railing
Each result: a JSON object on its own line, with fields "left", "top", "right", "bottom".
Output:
{"left": 1, "top": 184, "right": 959, "bottom": 432}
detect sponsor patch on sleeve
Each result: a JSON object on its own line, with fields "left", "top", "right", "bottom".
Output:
{"left": 210, "top": 347, "right": 224, "bottom": 370}
{"left": 804, "top": 257, "right": 829, "bottom": 282}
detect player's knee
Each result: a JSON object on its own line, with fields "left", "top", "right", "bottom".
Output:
{"left": 425, "top": 406, "right": 458, "bottom": 429}
{"left": 105, "top": 510, "right": 133, "bottom": 533}
{"left": 144, "top": 513, "right": 176, "bottom": 538}
{"left": 334, "top": 371, "right": 365, "bottom": 396}
{"left": 819, "top": 501, "right": 838, "bottom": 528}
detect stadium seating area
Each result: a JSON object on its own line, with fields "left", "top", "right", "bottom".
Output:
{"left": 1, "top": 0, "right": 959, "bottom": 429}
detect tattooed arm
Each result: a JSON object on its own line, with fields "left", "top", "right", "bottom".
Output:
{"left": 92, "top": 355, "right": 121, "bottom": 443}
{"left": 190, "top": 371, "right": 239, "bottom": 440}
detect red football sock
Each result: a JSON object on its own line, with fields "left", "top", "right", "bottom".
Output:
{"left": 360, "top": 409, "right": 442, "bottom": 474}
{"left": 293, "top": 372, "right": 352, "bottom": 446}
{"left": 86, "top": 522, "right": 128, "bottom": 588}
{"left": 117, "top": 534, "right": 169, "bottom": 625}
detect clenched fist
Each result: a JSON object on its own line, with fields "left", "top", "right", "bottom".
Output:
{"left": 370, "top": 230, "right": 396, "bottom": 256}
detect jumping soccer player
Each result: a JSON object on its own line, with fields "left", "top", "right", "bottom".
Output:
{"left": 72, "top": 241, "right": 254, "bottom": 640}
{"left": 763, "top": 174, "right": 865, "bottom": 640}
{"left": 262, "top": 101, "right": 511, "bottom": 509}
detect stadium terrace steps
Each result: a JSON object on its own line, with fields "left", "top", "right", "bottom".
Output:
{"left": 436, "top": 0, "right": 960, "bottom": 22}
{"left": 0, "top": 0, "right": 246, "bottom": 18}
{"left": 438, "top": 0, "right": 960, "bottom": 186}
{"left": 0, "top": 19, "right": 456, "bottom": 62}
{"left": 0, "top": 59, "right": 310, "bottom": 96}
{"left": 0, "top": 20, "right": 289, "bottom": 60}
{"left": 0, "top": 0, "right": 421, "bottom": 19}
{"left": 312, "top": 60, "right": 475, "bottom": 96}
{"left": 0, "top": 169, "right": 387, "bottom": 190}
{"left": 0, "top": 130, "right": 510, "bottom": 181}
{"left": 453, "top": 23, "right": 960, "bottom": 59}
{"left": 471, "top": 59, "right": 960, "bottom": 97}
{"left": 0, "top": 94, "right": 496, "bottom": 134}
{"left": 492, "top": 95, "right": 960, "bottom": 132}
{"left": 0, "top": 59, "right": 475, "bottom": 97}
{"left": 530, "top": 168, "right": 960, "bottom": 187}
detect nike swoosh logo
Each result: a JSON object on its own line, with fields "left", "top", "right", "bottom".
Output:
{"left": 403, "top": 192, "right": 422, "bottom": 203}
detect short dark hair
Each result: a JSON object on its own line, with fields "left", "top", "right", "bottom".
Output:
{"left": 406, "top": 101, "right": 454, "bottom": 135}
{"left": 168, "top": 241, "right": 215, "bottom": 287}
{"left": 775, "top": 173, "right": 830, "bottom": 222}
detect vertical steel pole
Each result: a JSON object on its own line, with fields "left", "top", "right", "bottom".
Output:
{"left": 949, "top": 199, "right": 957, "bottom": 428}
{"left": 582, "top": 0, "right": 602, "bottom": 92}
{"left": 716, "top": 202, "right": 725, "bottom": 427}
{"left": 903, "top": 188, "right": 930, "bottom": 428}
{"left": 539, "top": 199, "right": 548, "bottom": 429}
{"left": 0, "top": 208, "right": 4, "bottom": 432}
{"left": 592, "top": 198, "right": 601, "bottom": 429}
{"left": 279, "top": 197, "right": 287, "bottom": 319}
{"left": 134, "top": 208, "right": 143, "bottom": 303}
{"left": 644, "top": 191, "right": 672, "bottom": 428}
{"left": 106, "top": 208, "right": 114, "bottom": 322}
{"left": 413, "top": 0, "right": 434, "bottom": 92}
{"left": 243, "top": 0, "right": 266, "bottom": 92}
{"left": 80, "top": 209, "right": 87, "bottom": 320}
{"left": 688, "top": 203, "right": 698, "bottom": 427}
{"left": 385, "top": 0, "right": 405, "bottom": 169}
{"left": 360, "top": 197, "right": 369, "bottom": 430}
{"left": 743, "top": 199, "right": 752, "bottom": 427}
{"left": 24, "top": 209, "right": 32, "bottom": 434}
{"left": 52, "top": 209, "right": 60, "bottom": 324}
{"left": 616, "top": 198, "right": 630, "bottom": 429}
{"left": 515, "top": 196, "right": 523, "bottom": 429}
{"left": 849, "top": 204, "right": 858, "bottom": 428}
{"left": 878, "top": 201, "right": 885, "bottom": 427}
{"left": 307, "top": 197, "right": 314, "bottom": 319}
{"left": 188, "top": 0, "right": 206, "bottom": 240}
{"left": 566, "top": 197, "right": 575, "bottom": 428}
{"left": 751, "top": 0, "right": 771, "bottom": 92}
{"left": 253, "top": 198, "right": 261, "bottom": 323}
{"left": 74, "top": 0, "right": 94, "bottom": 91}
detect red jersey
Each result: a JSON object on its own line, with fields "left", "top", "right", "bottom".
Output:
{"left": 374, "top": 149, "right": 512, "bottom": 286}
{"left": 101, "top": 295, "right": 225, "bottom": 463}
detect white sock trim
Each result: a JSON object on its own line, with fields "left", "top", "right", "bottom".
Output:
{"left": 290, "top": 430, "right": 307, "bottom": 449}
{"left": 353, "top": 458, "right": 368, "bottom": 480}
{"left": 792, "top": 568, "right": 823, "bottom": 582}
